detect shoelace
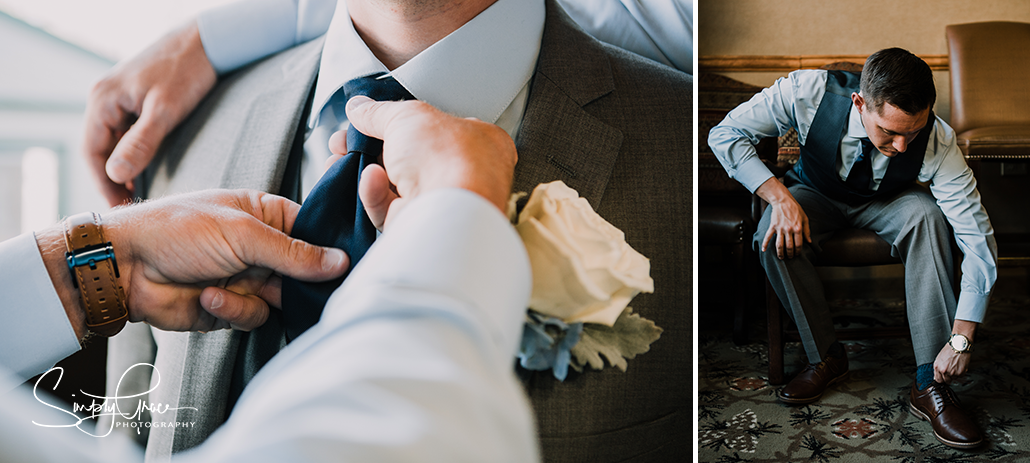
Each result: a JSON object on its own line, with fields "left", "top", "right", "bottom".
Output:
{"left": 806, "top": 352, "right": 845, "bottom": 371}
{"left": 802, "top": 359, "right": 833, "bottom": 376}
{"left": 928, "top": 382, "right": 959, "bottom": 412}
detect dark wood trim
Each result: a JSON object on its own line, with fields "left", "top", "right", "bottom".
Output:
{"left": 699, "top": 54, "right": 949, "bottom": 73}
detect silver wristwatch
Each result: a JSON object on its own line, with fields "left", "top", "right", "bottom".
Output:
{"left": 949, "top": 333, "right": 973, "bottom": 354}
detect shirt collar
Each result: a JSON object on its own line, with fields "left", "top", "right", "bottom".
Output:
{"left": 845, "top": 103, "right": 868, "bottom": 141}
{"left": 310, "top": 0, "right": 545, "bottom": 128}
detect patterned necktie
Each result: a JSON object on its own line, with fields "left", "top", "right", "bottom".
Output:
{"left": 845, "top": 138, "right": 876, "bottom": 192}
{"left": 282, "top": 73, "right": 415, "bottom": 340}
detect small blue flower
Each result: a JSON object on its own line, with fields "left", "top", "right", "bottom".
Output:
{"left": 518, "top": 311, "right": 584, "bottom": 381}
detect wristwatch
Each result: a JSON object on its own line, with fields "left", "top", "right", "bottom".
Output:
{"left": 949, "top": 333, "right": 973, "bottom": 354}
{"left": 64, "top": 212, "right": 129, "bottom": 337}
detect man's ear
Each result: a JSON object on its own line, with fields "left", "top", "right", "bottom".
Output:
{"left": 851, "top": 92, "right": 866, "bottom": 114}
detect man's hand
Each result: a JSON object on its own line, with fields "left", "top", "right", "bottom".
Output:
{"left": 40, "top": 190, "right": 349, "bottom": 338}
{"left": 341, "top": 96, "right": 518, "bottom": 230}
{"left": 756, "top": 177, "right": 811, "bottom": 259}
{"left": 933, "top": 320, "right": 978, "bottom": 383}
{"left": 83, "top": 21, "right": 216, "bottom": 206}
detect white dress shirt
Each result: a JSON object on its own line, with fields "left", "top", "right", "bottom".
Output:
{"left": 708, "top": 69, "right": 998, "bottom": 323}
{"left": 0, "top": 189, "right": 539, "bottom": 462}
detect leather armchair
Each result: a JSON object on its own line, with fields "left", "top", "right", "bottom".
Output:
{"left": 947, "top": 21, "right": 1030, "bottom": 267}
{"left": 698, "top": 72, "right": 775, "bottom": 345}
{"left": 947, "top": 22, "right": 1030, "bottom": 159}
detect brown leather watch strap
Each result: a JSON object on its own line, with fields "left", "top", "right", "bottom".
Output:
{"left": 63, "top": 212, "right": 128, "bottom": 337}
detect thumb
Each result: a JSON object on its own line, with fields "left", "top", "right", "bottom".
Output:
{"left": 345, "top": 95, "right": 419, "bottom": 140}
{"left": 359, "top": 164, "right": 399, "bottom": 230}
{"left": 105, "top": 99, "right": 173, "bottom": 184}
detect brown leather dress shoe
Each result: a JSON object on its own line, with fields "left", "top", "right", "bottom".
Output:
{"left": 909, "top": 381, "right": 983, "bottom": 449}
{"left": 776, "top": 351, "right": 849, "bottom": 404}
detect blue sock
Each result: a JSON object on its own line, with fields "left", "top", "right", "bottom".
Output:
{"left": 825, "top": 341, "right": 844, "bottom": 359}
{"left": 916, "top": 363, "right": 935, "bottom": 390}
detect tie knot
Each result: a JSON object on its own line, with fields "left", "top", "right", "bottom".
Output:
{"left": 854, "top": 138, "right": 876, "bottom": 162}
{"left": 313, "top": 73, "right": 414, "bottom": 134}
{"left": 342, "top": 74, "right": 416, "bottom": 156}
{"left": 860, "top": 137, "right": 875, "bottom": 152}
{"left": 343, "top": 73, "right": 415, "bottom": 103}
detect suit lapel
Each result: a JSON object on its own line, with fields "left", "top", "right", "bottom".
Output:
{"left": 141, "top": 37, "right": 323, "bottom": 196}
{"left": 513, "top": 0, "right": 622, "bottom": 209}
{"left": 218, "top": 38, "right": 324, "bottom": 191}
{"left": 136, "top": 37, "right": 324, "bottom": 459}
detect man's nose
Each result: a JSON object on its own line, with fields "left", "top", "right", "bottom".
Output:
{"left": 893, "top": 136, "right": 908, "bottom": 153}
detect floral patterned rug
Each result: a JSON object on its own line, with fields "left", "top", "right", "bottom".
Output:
{"left": 698, "top": 295, "right": 1030, "bottom": 462}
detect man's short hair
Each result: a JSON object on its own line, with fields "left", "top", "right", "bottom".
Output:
{"left": 860, "top": 47, "right": 936, "bottom": 115}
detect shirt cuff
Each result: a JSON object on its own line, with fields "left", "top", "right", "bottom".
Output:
{"left": 197, "top": 0, "right": 301, "bottom": 74}
{"left": 734, "top": 156, "right": 776, "bottom": 193}
{"left": 955, "top": 290, "right": 990, "bottom": 324}
{"left": 0, "top": 233, "right": 80, "bottom": 380}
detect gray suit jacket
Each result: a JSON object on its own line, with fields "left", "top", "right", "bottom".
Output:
{"left": 107, "top": 2, "right": 692, "bottom": 462}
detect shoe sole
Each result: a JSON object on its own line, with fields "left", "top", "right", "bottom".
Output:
{"left": 776, "top": 371, "right": 848, "bottom": 405}
{"left": 908, "top": 402, "right": 984, "bottom": 449}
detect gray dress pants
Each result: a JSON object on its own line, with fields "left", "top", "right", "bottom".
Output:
{"left": 756, "top": 173, "right": 956, "bottom": 366}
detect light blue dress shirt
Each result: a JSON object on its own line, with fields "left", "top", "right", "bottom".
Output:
{"left": 201, "top": 0, "right": 544, "bottom": 200}
{"left": 0, "top": 232, "right": 80, "bottom": 379}
{"left": 708, "top": 69, "right": 998, "bottom": 323}
{"left": 0, "top": 189, "right": 539, "bottom": 462}
{"left": 197, "top": 0, "right": 693, "bottom": 76}
{"left": 195, "top": 0, "right": 690, "bottom": 198}
{"left": 560, "top": 0, "right": 692, "bottom": 73}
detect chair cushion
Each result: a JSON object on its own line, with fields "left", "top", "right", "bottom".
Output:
{"left": 815, "top": 228, "right": 898, "bottom": 267}
{"left": 699, "top": 207, "right": 750, "bottom": 245}
{"left": 957, "top": 125, "right": 1030, "bottom": 156}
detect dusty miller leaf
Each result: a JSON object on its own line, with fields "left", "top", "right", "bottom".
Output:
{"left": 569, "top": 307, "right": 662, "bottom": 373}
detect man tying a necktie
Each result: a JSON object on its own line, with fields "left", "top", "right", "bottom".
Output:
{"left": 709, "top": 47, "right": 997, "bottom": 449}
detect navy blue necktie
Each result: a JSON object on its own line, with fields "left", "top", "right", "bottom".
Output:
{"left": 845, "top": 138, "right": 876, "bottom": 192}
{"left": 282, "top": 73, "right": 415, "bottom": 340}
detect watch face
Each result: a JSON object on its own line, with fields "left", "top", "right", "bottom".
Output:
{"left": 951, "top": 335, "right": 969, "bottom": 351}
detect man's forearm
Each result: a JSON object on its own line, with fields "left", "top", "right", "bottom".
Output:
{"left": 953, "top": 319, "right": 977, "bottom": 342}
{"left": 755, "top": 176, "right": 792, "bottom": 207}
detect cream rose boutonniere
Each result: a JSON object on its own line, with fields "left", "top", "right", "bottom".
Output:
{"left": 512, "top": 181, "right": 662, "bottom": 380}
{"left": 517, "top": 181, "right": 654, "bottom": 325}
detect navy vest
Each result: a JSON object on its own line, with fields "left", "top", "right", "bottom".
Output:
{"left": 794, "top": 70, "right": 934, "bottom": 205}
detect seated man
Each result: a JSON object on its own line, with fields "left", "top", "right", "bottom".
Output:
{"left": 709, "top": 47, "right": 997, "bottom": 449}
